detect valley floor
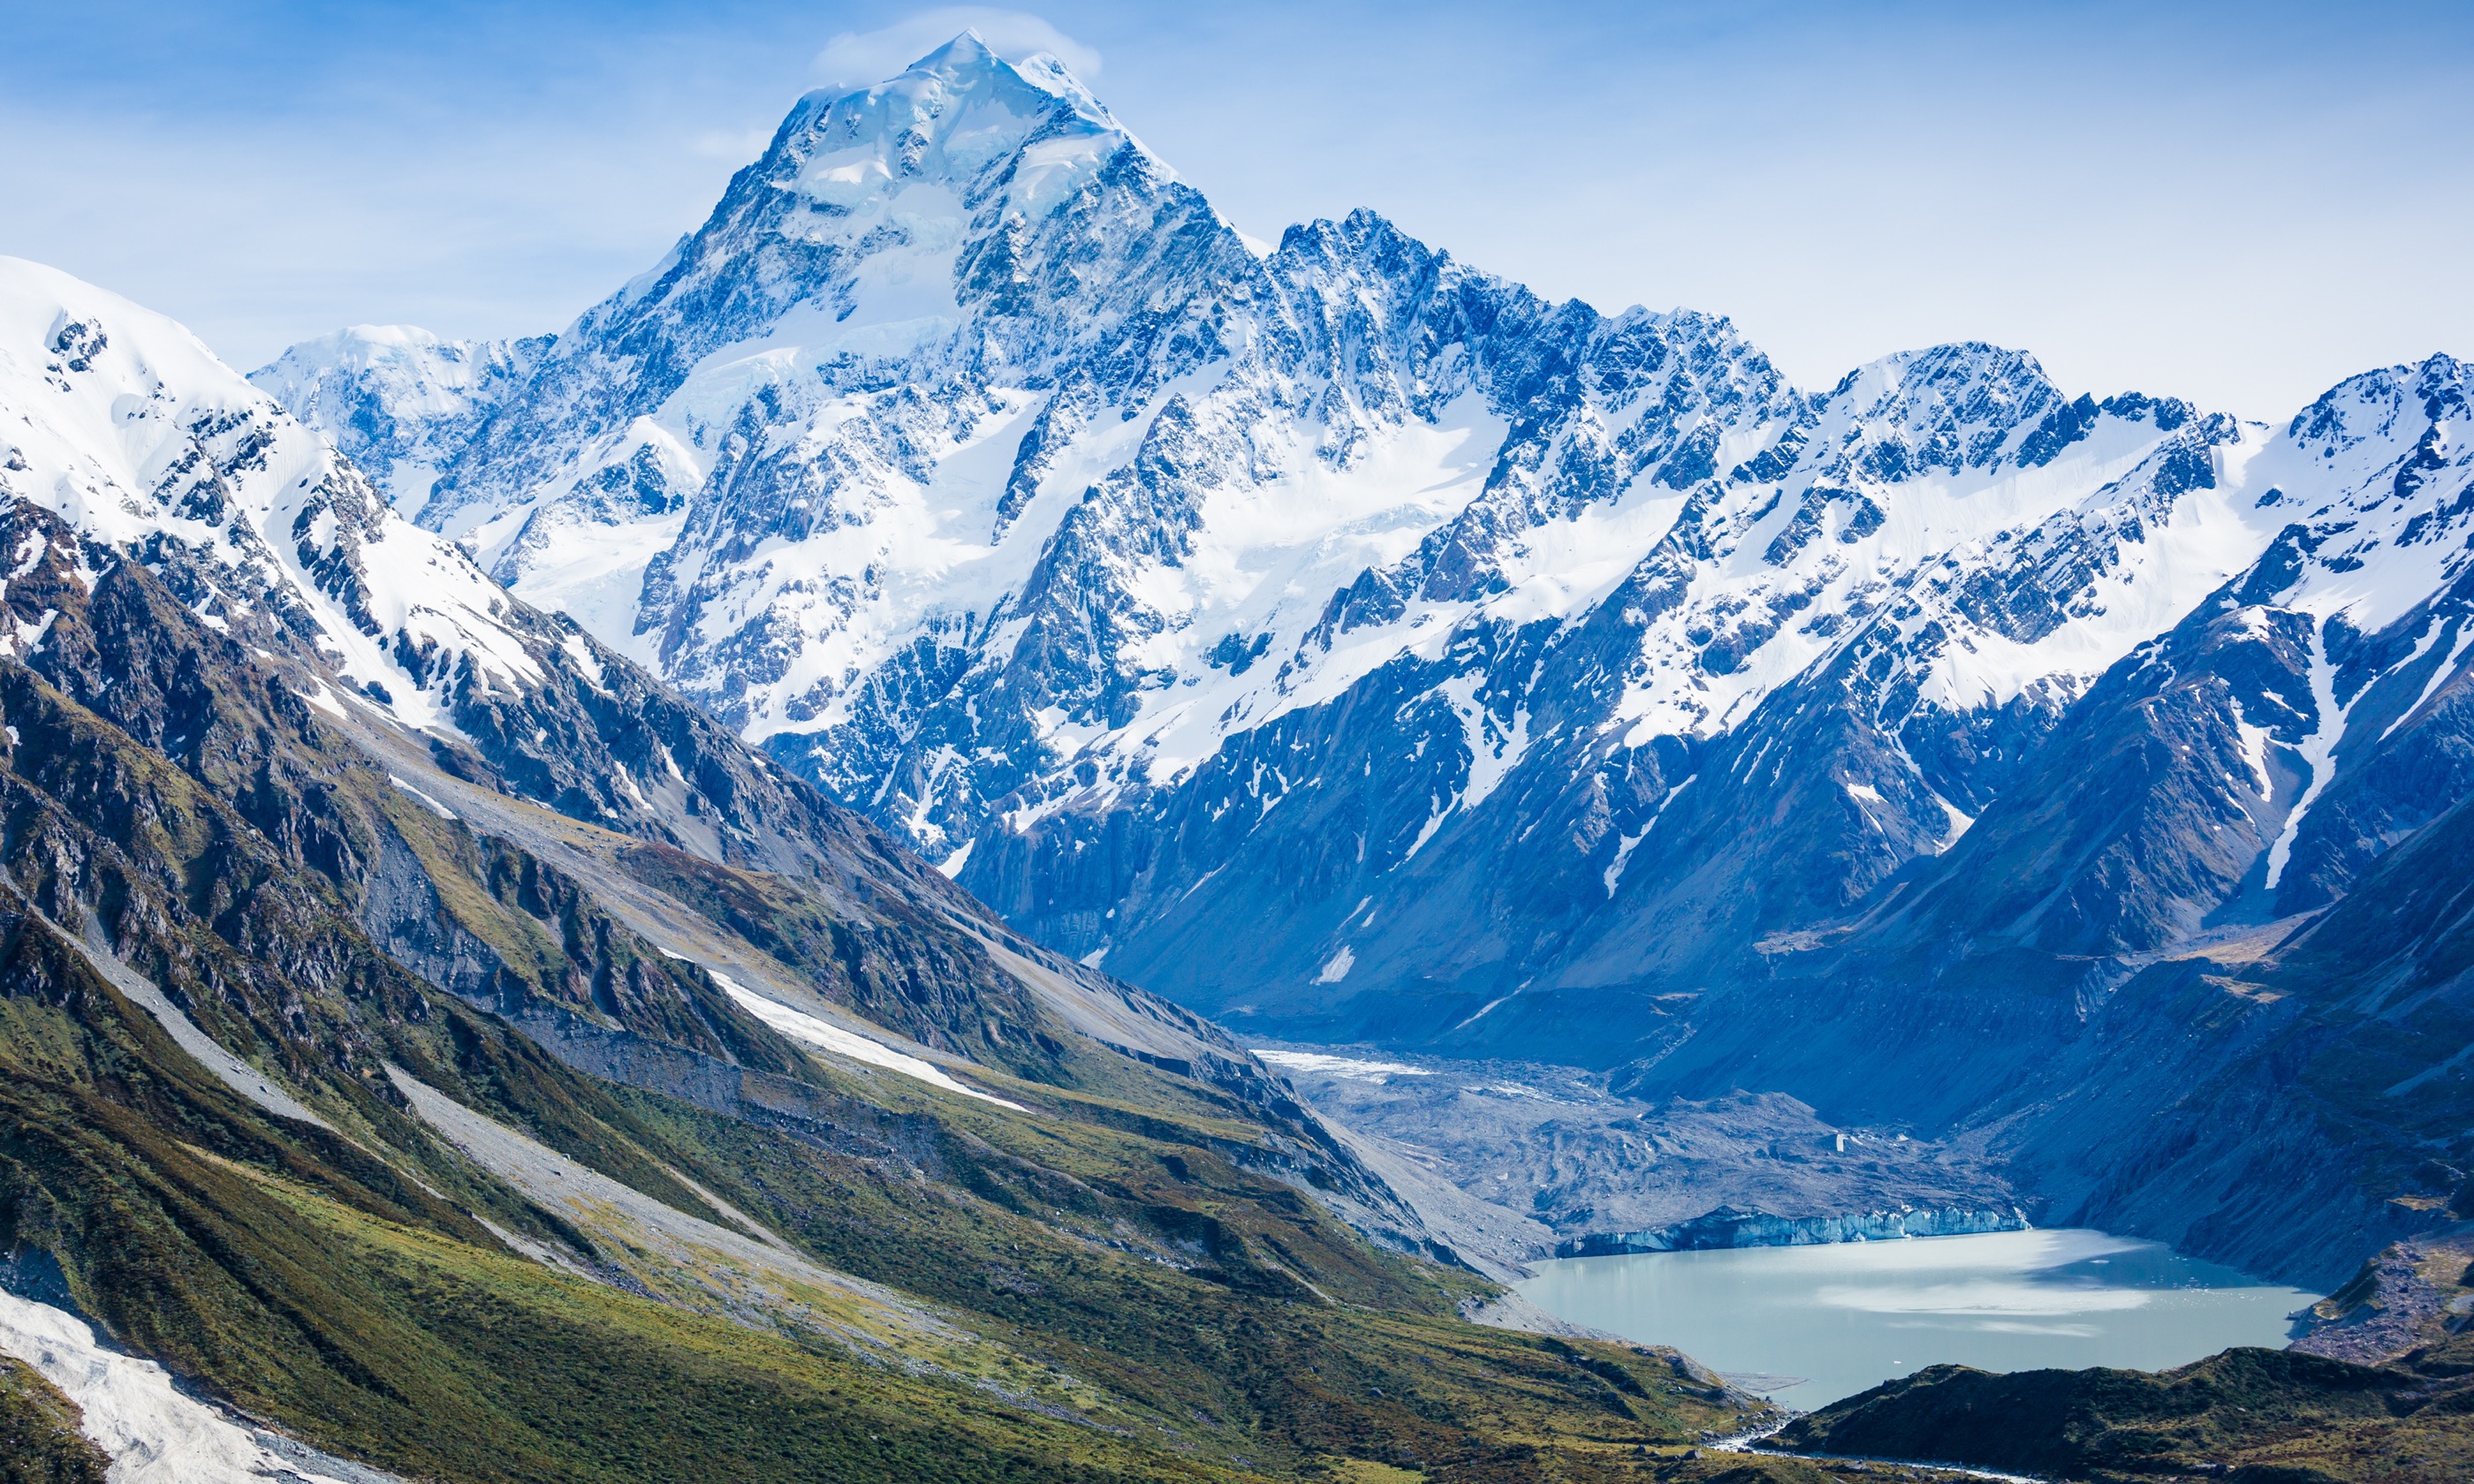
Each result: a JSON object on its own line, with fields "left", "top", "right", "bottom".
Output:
{"left": 1252, "top": 1045, "right": 2018, "bottom": 1267}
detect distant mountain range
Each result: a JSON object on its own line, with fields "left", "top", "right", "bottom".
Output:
{"left": 250, "top": 34, "right": 2474, "bottom": 1290}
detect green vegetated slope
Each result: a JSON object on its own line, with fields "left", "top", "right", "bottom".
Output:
{"left": 0, "top": 495, "right": 1761, "bottom": 1483}
{"left": 1774, "top": 1337, "right": 2474, "bottom": 1484}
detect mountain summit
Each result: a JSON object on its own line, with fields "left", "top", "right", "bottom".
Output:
{"left": 260, "top": 37, "right": 2293, "bottom": 1040}
{"left": 254, "top": 41, "right": 2474, "bottom": 1290}
{"left": 414, "top": 30, "right": 1161, "bottom": 535}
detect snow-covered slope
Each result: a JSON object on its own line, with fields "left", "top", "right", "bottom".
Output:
{"left": 0, "top": 256, "right": 544, "bottom": 732}
{"left": 256, "top": 33, "right": 2458, "bottom": 1058}
{"left": 1839, "top": 352, "right": 2474, "bottom": 968}
{"left": 248, "top": 325, "right": 547, "bottom": 514}
{"left": 0, "top": 256, "right": 911, "bottom": 873}
{"left": 2239, "top": 354, "right": 2474, "bottom": 911}
{"left": 400, "top": 36, "right": 1808, "bottom": 792}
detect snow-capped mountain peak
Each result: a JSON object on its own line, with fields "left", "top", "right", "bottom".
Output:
{"left": 396, "top": 34, "right": 1233, "bottom": 660}
{"left": 0, "top": 256, "right": 542, "bottom": 730}
{"left": 248, "top": 324, "right": 547, "bottom": 514}
{"left": 737, "top": 29, "right": 1155, "bottom": 364}
{"left": 787, "top": 30, "right": 1148, "bottom": 212}
{"left": 2262, "top": 352, "right": 2472, "bottom": 638}
{"left": 247, "top": 45, "right": 2465, "bottom": 1044}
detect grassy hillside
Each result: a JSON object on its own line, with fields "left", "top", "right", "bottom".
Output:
{"left": 0, "top": 1358, "right": 106, "bottom": 1484}
{"left": 0, "top": 897, "right": 1757, "bottom": 1482}
{"left": 1773, "top": 1337, "right": 2474, "bottom": 1484}
{"left": 0, "top": 493, "right": 1769, "bottom": 1481}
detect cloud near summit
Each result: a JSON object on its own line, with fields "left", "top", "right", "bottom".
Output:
{"left": 811, "top": 8, "right": 1102, "bottom": 88}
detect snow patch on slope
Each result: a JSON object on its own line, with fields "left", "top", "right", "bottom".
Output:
{"left": 710, "top": 968, "right": 1024, "bottom": 1108}
{"left": 0, "top": 1291, "right": 383, "bottom": 1483}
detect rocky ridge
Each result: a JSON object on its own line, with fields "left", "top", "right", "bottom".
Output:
{"left": 253, "top": 34, "right": 2474, "bottom": 1291}
{"left": 272, "top": 35, "right": 2295, "bottom": 1061}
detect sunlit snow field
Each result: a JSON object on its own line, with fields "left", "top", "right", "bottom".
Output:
{"left": 1515, "top": 1228, "right": 2318, "bottom": 1406}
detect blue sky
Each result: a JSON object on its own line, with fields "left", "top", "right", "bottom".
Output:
{"left": 3, "top": 1, "right": 2469, "bottom": 418}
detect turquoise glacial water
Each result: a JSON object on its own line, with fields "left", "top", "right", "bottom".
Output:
{"left": 1514, "top": 1228, "right": 2318, "bottom": 1407}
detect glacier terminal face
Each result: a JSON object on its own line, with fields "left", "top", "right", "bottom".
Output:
{"left": 1556, "top": 1204, "right": 2030, "bottom": 1257}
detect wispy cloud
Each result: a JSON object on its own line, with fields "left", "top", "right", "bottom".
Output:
{"left": 811, "top": 7, "right": 1101, "bottom": 89}
{"left": 691, "top": 126, "right": 776, "bottom": 161}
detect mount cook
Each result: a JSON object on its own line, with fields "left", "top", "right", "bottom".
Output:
{"left": 254, "top": 31, "right": 2474, "bottom": 1294}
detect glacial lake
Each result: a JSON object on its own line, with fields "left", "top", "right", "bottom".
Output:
{"left": 1514, "top": 1228, "right": 2318, "bottom": 1407}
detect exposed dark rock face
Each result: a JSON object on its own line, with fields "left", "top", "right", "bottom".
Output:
{"left": 1774, "top": 1343, "right": 2474, "bottom": 1483}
